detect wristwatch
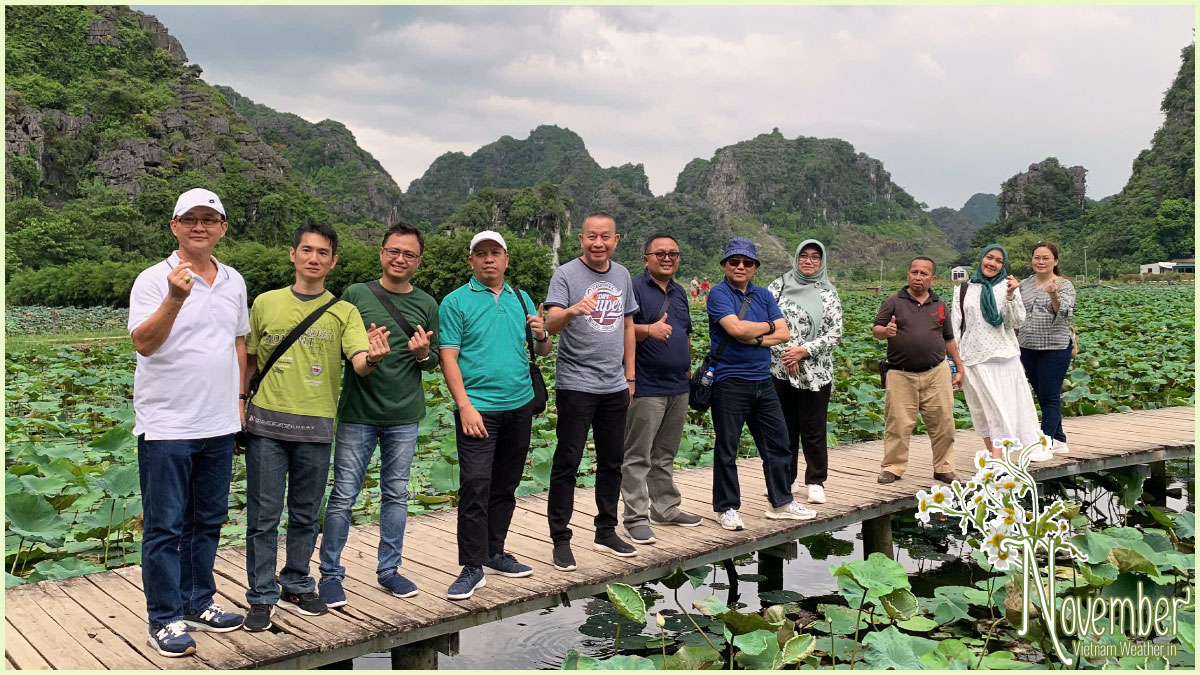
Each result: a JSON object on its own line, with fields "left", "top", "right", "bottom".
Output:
{"left": 365, "top": 357, "right": 382, "bottom": 368}
{"left": 535, "top": 331, "right": 549, "bottom": 342}
{"left": 415, "top": 353, "right": 431, "bottom": 364}
{"left": 755, "top": 335, "right": 765, "bottom": 346}
{"left": 764, "top": 321, "right": 775, "bottom": 335}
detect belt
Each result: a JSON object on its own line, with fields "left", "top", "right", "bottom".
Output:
{"left": 890, "top": 362, "right": 940, "bottom": 374}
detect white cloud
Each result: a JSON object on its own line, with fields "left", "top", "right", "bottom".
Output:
{"left": 135, "top": 4, "right": 1193, "bottom": 207}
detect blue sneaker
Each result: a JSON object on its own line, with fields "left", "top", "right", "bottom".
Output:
{"left": 319, "top": 576, "right": 348, "bottom": 608}
{"left": 446, "top": 565, "right": 486, "bottom": 601}
{"left": 378, "top": 571, "right": 419, "bottom": 599}
{"left": 182, "top": 602, "right": 244, "bottom": 632}
{"left": 147, "top": 620, "right": 197, "bottom": 657}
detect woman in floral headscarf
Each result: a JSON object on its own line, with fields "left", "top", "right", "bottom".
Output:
{"left": 767, "top": 240, "right": 843, "bottom": 504}
{"left": 951, "top": 244, "right": 1050, "bottom": 462}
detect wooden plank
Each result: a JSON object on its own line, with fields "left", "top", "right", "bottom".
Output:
{"left": 4, "top": 588, "right": 108, "bottom": 670}
{"left": 3, "top": 619, "right": 53, "bottom": 670}
{"left": 25, "top": 582, "right": 158, "bottom": 670}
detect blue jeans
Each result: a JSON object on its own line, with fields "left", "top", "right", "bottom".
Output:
{"left": 1020, "top": 342, "right": 1073, "bottom": 443}
{"left": 137, "top": 434, "right": 234, "bottom": 629}
{"left": 244, "top": 434, "right": 331, "bottom": 605}
{"left": 711, "top": 377, "right": 793, "bottom": 512}
{"left": 319, "top": 422, "right": 418, "bottom": 579}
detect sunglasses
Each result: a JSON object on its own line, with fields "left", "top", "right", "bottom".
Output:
{"left": 726, "top": 258, "right": 758, "bottom": 268}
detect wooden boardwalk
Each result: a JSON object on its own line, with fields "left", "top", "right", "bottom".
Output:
{"left": 4, "top": 406, "right": 1194, "bottom": 670}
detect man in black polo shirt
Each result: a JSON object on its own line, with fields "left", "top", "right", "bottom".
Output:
{"left": 621, "top": 234, "right": 703, "bottom": 545}
{"left": 872, "top": 257, "right": 965, "bottom": 484}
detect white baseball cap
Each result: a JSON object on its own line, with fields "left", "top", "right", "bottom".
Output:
{"left": 173, "top": 188, "right": 225, "bottom": 218}
{"left": 470, "top": 230, "right": 507, "bottom": 252}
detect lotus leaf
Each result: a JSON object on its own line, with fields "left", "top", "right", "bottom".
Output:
{"left": 862, "top": 626, "right": 925, "bottom": 670}
{"left": 606, "top": 583, "right": 646, "bottom": 627}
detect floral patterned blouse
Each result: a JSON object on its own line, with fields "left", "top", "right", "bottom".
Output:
{"left": 765, "top": 279, "right": 843, "bottom": 391}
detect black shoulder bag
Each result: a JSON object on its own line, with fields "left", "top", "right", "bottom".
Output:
{"left": 688, "top": 294, "right": 752, "bottom": 413}
{"left": 513, "top": 287, "right": 549, "bottom": 415}
{"left": 365, "top": 280, "right": 417, "bottom": 339}
{"left": 238, "top": 294, "right": 340, "bottom": 445}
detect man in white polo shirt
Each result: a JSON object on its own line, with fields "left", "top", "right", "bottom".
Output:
{"left": 128, "top": 188, "right": 249, "bottom": 658}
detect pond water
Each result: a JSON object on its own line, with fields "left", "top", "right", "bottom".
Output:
{"left": 351, "top": 461, "right": 1193, "bottom": 669}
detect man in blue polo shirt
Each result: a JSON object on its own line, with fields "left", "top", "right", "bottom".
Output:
{"left": 439, "top": 230, "right": 553, "bottom": 600}
{"left": 621, "top": 233, "right": 704, "bottom": 545}
{"left": 707, "top": 238, "right": 816, "bottom": 531}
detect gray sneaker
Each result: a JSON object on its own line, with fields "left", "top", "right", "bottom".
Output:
{"left": 650, "top": 512, "right": 703, "bottom": 527}
{"left": 624, "top": 524, "right": 656, "bottom": 544}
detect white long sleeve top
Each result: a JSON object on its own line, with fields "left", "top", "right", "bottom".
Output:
{"left": 950, "top": 282, "right": 1026, "bottom": 367}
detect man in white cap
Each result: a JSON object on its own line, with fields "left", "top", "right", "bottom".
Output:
{"left": 128, "top": 188, "right": 248, "bottom": 657}
{"left": 437, "top": 230, "right": 552, "bottom": 600}
{"left": 317, "top": 221, "right": 440, "bottom": 609}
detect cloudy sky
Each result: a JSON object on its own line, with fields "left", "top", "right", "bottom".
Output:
{"left": 137, "top": 4, "right": 1191, "bottom": 209}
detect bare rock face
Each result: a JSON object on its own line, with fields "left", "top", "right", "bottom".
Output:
{"left": 705, "top": 150, "right": 751, "bottom": 214}
{"left": 138, "top": 14, "right": 187, "bottom": 63}
{"left": 85, "top": 6, "right": 120, "bottom": 47}
{"left": 96, "top": 139, "right": 166, "bottom": 196}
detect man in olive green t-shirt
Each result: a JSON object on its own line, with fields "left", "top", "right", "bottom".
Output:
{"left": 318, "top": 222, "right": 441, "bottom": 608}
{"left": 243, "top": 224, "right": 390, "bottom": 632}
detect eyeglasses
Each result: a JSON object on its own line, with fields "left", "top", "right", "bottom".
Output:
{"left": 647, "top": 251, "right": 680, "bottom": 261}
{"left": 798, "top": 254, "right": 822, "bottom": 261}
{"left": 383, "top": 248, "right": 420, "bottom": 261}
{"left": 176, "top": 216, "right": 225, "bottom": 229}
{"left": 726, "top": 258, "right": 758, "bottom": 268}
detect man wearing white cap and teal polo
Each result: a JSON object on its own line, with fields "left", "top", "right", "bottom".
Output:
{"left": 438, "top": 230, "right": 553, "bottom": 600}
{"left": 128, "top": 188, "right": 248, "bottom": 656}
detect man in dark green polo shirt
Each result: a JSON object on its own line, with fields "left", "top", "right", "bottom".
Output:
{"left": 318, "top": 221, "right": 440, "bottom": 608}
{"left": 439, "top": 230, "right": 553, "bottom": 600}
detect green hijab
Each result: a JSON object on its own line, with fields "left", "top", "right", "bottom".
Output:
{"left": 970, "top": 244, "right": 1008, "bottom": 327}
{"left": 778, "top": 239, "right": 836, "bottom": 341}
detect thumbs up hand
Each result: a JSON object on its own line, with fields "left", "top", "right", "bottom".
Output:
{"left": 647, "top": 312, "right": 672, "bottom": 341}
{"left": 885, "top": 315, "right": 898, "bottom": 338}
{"left": 572, "top": 290, "right": 600, "bottom": 317}
{"left": 526, "top": 303, "right": 548, "bottom": 340}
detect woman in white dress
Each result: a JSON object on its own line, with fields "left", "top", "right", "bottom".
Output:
{"left": 952, "top": 244, "right": 1050, "bottom": 462}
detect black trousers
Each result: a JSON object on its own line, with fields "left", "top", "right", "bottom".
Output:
{"left": 454, "top": 400, "right": 534, "bottom": 566}
{"left": 547, "top": 388, "right": 629, "bottom": 543}
{"left": 772, "top": 379, "right": 832, "bottom": 487}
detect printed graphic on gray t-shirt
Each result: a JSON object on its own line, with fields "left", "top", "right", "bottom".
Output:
{"left": 545, "top": 258, "right": 639, "bottom": 394}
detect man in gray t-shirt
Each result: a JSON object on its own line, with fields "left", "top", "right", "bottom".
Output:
{"left": 543, "top": 211, "right": 640, "bottom": 570}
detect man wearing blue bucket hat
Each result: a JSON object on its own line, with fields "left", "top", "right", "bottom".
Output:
{"left": 706, "top": 238, "right": 817, "bottom": 530}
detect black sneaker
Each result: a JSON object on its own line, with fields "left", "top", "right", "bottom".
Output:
{"left": 278, "top": 591, "right": 327, "bottom": 616}
{"left": 593, "top": 533, "right": 637, "bottom": 557}
{"left": 552, "top": 542, "right": 577, "bottom": 571}
{"left": 483, "top": 552, "right": 533, "bottom": 578}
{"left": 243, "top": 604, "right": 275, "bottom": 632}
{"left": 446, "top": 565, "right": 486, "bottom": 600}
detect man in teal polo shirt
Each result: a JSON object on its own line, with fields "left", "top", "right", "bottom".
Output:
{"left": 439, "top": 230, "right": 553, "bottom": 600}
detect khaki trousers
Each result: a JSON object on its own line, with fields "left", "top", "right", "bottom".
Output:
{"left": 881, "top": 360, "right": 956, "bottom": 476}
{"left": 620, "top": 393, "right": 688, "bottom": 527}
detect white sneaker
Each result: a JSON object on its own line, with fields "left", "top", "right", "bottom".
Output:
{"left": 789, "top": 479, "right": 802, "bottom": 494}
{"left": 1053, "top": 441, "right": 1070, "bottom": 454}
{"left": 1027, "top": 444, "right": 1055, "bottom": 462}
{"left": 718, "top": 509, "right": 745, "bottom": 531}
{"left": 807, "top": 485, "right": 826, "bottom": 504}
{"left": 765, "top": 501, "right": 817, "bottom": 521}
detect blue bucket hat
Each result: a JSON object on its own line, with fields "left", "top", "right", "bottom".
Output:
{"left": 721, "top": 237, "right": 759, "bottom": 265}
